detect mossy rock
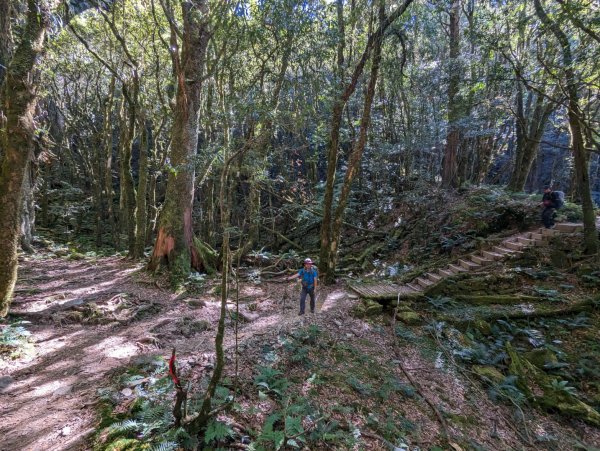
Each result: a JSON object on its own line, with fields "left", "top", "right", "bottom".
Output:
{"left": 507, "top": 343, "right": 600, "bottom": 426}
{"left": 524, "top": 348, "right": 558, "bottom": 370}
{"left": 364, "top": 300, "right": 384, "bottom": 316}
{"left": 67, "top": 252, "right": 85, "bottom": 261}
{"left": 472, "top": 365, "right": 505, "bottom": 385}
{"left": 186, "top": 299, "right": 206, "bottom": 309}
{"left": 395, "top": 310, "right": 421, "bottom": 325}
{"left": 472, "top": 319, "right": 492, "bottom": 335}
{"left": 351, "top": 299, "right": 384, "bottom": 318}
{"left": 351, "top": 302, "right": 367, "bottom": 318}
{"left": 177, "top": 317, "right": 210, "bottom": 337}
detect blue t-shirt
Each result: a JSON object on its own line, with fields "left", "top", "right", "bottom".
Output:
{"left": 298, "top": 268, "right": 318, "bottom": 290}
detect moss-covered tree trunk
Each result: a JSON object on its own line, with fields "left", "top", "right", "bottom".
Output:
{"left": 103, "top": 75, "right": 118, "bottom": 248}
{"left": 320, "top": 0, "right": 414, "bottom": 284}
{"left": 0, "top": 0, "right": 13, "bottom": 88}
{"left": 327, "top": 9, "right": 384, "bottom": 284}
{"left": 20, "top": 164, "right": 36, "bottom": 253}
{"left": 133, "top": 119, "right": 148, "bottom": 259}
{"left": 534, "top": 0, "right": 598, "bottom": 254}
{"left": 0, "top": 0, "right": 49, "bottom": 316}
{"left": 148, "top": 0, "right": 211, "bottom": 284}
{"left": 117, "top": 86, "right": 138, "bottom": 256}
{"left": 508, "top": 88, "right": 554, "bottom": 192}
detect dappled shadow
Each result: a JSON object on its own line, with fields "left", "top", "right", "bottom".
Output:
{"left": 0, "top": 253, "right": 353, "bottom": 451}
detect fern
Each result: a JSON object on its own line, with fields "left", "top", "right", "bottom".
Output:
{"left": 204, "top": 419, "right": 234, "bottom": 444}
{"left": 488, "top": 376, "right": 526, "bottom": 405}
{"left": 167, "top": 427, "right": 197, "bottom": 449}
{"left": 150, "top": 441, "right": 178, "bottom": 451}
{"left": 108, "top": 419, "right": 141, "bottom": 434}
{"left": 549, "top": 379, "right": 578, "bottom": 397}
{"left": 254, "top": 366, "right": 290, "bottom": 397}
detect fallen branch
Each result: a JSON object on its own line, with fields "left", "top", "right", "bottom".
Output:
{"left": 259, "top": 223, "right": 303, "bottom": 250}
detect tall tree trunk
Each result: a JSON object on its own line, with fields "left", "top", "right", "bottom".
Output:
{"left": 319, "top": 0, "right": 414, "bottom": 283}
{"left": 148, "top": 0, "right": 211, "bottom": 284}
{"left": 441, "top": 0, "right": 461, "bottom": 188}
{"left": 508, "top": 92, "right": 554, "bottom": 192}
{"left": 0, "top": 0, "right": 13, "bottom": 87}
{"left": 188, "top": 145, "right": 233, "bottom": 437}
{"left": 325, "top": 9, "right": 384, "bottom": 284}
{"left": 134, "top": 119, "right": 148, "bottom": 258}
{"left": 20, "top": 164, "right": 36, "bottom": 253}
{"left": 0, "top": 0, "right": 50, "bottom": 317}
{"left": 117, "top": 86, "right": 138, "bottom": 256}
{"left": 534, "top": 0, "right": 598, "bottom": 254}
{"left": 103, "top": 75, "right": 118, "bottom": 247}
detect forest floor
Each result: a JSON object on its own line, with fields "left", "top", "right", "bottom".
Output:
{"left": 1, "top": 236, "right": 599, "bottom": 450}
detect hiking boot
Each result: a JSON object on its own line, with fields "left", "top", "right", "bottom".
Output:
{"left": 310, "top": 310, "right": 315, "bottom": 314}
{"left": 298, "top": 312, "right": 305, "bottom": 316}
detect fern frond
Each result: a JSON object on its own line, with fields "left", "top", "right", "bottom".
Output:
{"left": 108, "top": 419, "right": 141, "bottom": 433}
{"left": 150, "top": 440, "right": 178, "bottom": 451}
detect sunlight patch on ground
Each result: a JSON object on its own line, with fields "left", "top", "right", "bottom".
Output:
{"left": 25, "top": 377, "right": 77, "bottom": 400}
{"left": 90, "top": 336, "right": 138, "bottom": 359}
{"left": 320, "top": 290, "right": 347, "bottom": 311}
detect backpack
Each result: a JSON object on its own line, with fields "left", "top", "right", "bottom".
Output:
{"left": 551, "top": 191, "right": 565, "bottom": 209}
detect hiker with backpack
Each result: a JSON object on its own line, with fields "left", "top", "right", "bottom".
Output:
{"left": 540, "top": 186, "right": 564, "bottom": 228}
{"left": 289, "top": 258, "right": 318, "bottom": 315}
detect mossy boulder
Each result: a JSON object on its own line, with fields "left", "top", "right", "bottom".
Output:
{"left": 472, "top": 319, "right": 492, "bottom": 335}
{"left": 186, "top": 299, "right": 206, "bottom": 309}
{"left": 365, "top": 300, "right": 384, "bottom": 316}
{"left": 351, "top": 299, "right": 383, "bottom": 318}
{"left": 67, "top": 252, "right": 85, "bottom": 261}
{"left": 524, "top": 348, "right": 558, "bottom": 370}
{"left": 472, "top": 365, "right": 505, "bottom": 385}
{"left": 395, "top": 310, "right": 421, "bottom": 325}
{"left": 176, "top": 317, "right": 210, "bottom": 337}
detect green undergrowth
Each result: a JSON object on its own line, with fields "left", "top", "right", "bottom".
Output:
{"left": 95, "top": 356, "right": 207, "bottom": 451}
{"left": 0, "top": 319, "right": 35, "bottom": 361}
{"left": 346, "top": 184, "right": 551, "bottom": 281}
{"left": 409, "top": 253, "right": 600, "bottom": 431}
{"left": 95, "top": 323, "right": 461, "bottom": 449}
{"left": 239, "top": 324, "right": 429, "bottom": 450}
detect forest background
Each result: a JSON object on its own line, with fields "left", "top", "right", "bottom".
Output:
{"left": 1, "top": 0, "right": 599, "bottom": 314}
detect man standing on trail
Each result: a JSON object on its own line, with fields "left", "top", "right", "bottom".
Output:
{"left": 541, "top": 185, "right": 562, "bottom": 229}
{"left": 293, "top": 258, "right": 318, "bottom": 315}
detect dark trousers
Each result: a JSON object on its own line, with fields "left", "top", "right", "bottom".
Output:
{"left": 300, "top": 287, "right": 315, "bottom": 314}
{"left": 542, "top": 207, "right": 555, "bottom": 228}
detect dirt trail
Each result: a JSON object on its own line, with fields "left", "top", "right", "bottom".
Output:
{"left": 0, "top": 254, "right": 347, "bottom": 451}
{"left": 2, "top": 252, "right": 598, "bottom": 450}
{"left": 0, "top": 256, "right": 159, "bottom": 450}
